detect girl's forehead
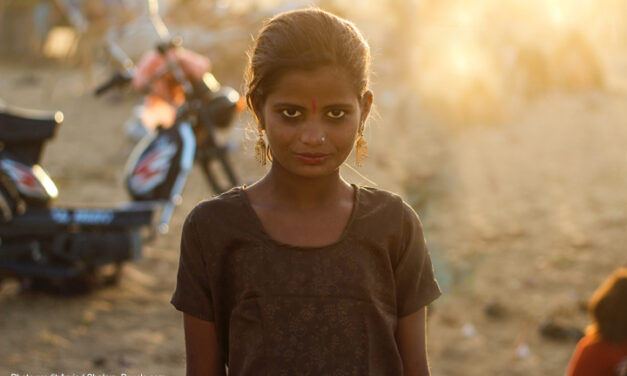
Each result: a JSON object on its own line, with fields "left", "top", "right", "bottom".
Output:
{"left": 266, "top": 65, "right": 359, "bottom": 104}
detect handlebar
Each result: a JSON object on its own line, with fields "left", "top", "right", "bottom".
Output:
{"left": 94, "top": 72, "right": 132, "bottom": 96}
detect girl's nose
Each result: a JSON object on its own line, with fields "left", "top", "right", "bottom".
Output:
{"left": 300, "top": 121, "right": 325, "bottom": 145}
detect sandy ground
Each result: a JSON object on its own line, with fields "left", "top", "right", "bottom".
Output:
{"left": 0, "top": 58, "right": 626, "bottom": 376}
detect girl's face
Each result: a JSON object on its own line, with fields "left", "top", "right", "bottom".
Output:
{"left": 258, "top": 65, "right": 372, "bottom": 179}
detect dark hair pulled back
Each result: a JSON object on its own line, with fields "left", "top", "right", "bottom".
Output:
{"left": 245, "top": 8, "right": 371, "bottom": 122}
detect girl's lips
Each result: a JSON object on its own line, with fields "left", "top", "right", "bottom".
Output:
{"left": 294, "top": 152, "right": 330, "bottom": 164}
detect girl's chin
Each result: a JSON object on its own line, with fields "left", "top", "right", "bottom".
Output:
{"left": 272, "top": 161, "right": 343, "bottom": 179}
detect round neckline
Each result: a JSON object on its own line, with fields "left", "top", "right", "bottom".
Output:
{"left": 238, "top": 183, "right": 361, "bottom": 250}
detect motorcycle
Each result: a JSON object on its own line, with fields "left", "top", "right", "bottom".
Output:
{"left": 96, "top": 37, "right": 244, "bottom": 197}
{"left": 97, "top": 0, "right": 243, "bottom": 195}
{"left": 0, "top": 101, "right": 156, "bottom": 292}
{"left": 0, "top": 8, "right": 244, "bottom": 292}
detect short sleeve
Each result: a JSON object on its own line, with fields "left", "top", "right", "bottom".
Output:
{"left": 566, "top": 336, "right": 608, "bottom": 376}
{"left": 170, "top": 210, "right": 215, "bottom": 321}
{"left": 395, "top": 201, "right": 442, "bottom": 317}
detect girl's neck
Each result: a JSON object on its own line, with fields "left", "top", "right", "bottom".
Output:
{"left": 254, "top": 165, "right": 352, "bottom": 209}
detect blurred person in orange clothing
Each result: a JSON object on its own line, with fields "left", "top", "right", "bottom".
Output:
{"left": 566, "top": 267, "right": 627, "bottom": 376}
{"left": 131, "top": 41, "right": 211, "bottom": 132}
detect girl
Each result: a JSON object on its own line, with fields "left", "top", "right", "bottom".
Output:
{"left": 171, "top": 8, "right": 441, "bottom": 375}
{"left": 566, "top": 267, "right": 627, "bottom": 376}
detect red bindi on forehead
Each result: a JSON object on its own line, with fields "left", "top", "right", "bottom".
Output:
{"left": 312, "top": 99, "right": 316, "bottom": 114}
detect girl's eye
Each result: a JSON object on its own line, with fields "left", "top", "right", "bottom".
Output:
{"left": 327, "top": 109, "right": 345, "bottom": 119}
{"left": 281, "top": 109, "right": 302, "bottom": 118}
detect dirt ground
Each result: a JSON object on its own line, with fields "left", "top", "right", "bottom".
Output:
{"left": 0, "top": 55, "right": 625, "bottom": 376}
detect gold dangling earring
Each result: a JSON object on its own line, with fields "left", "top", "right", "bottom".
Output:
{"left": 255, "top": 129, "right": 267, "bottom": 166}
{"left": 355, "top": 132, "right": 368, "bottom": 166}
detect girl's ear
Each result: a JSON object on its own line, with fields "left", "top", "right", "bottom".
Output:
{"left": 359, "top": 90, "right": 374, "bottom": 125}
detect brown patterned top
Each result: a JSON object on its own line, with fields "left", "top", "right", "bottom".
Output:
{"left": 171, "top": 185, "right": 441, "bottom": 375}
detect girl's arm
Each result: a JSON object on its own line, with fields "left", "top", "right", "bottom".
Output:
{"left": 396, "top": 307, "right": 431, "bottom": 376}
{"left": 183, "top": 313, "right": 223, "bottom": 376}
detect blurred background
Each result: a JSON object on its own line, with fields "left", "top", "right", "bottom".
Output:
{"left": 1, "top": 0, "right": 626, "bottom": 375}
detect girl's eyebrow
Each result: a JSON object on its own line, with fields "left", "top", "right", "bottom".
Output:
{"left": 322, "top": 103, "right": 355, "bottom": 109}
{"left": 270, "top": 102, "right": 355, "bottom": 110}
{"left": 271, "top": 102, "right": 306, "bottom": 109}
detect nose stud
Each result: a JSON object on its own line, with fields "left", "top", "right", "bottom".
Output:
{"left": 321, "top": 136, "right": 326, "bottom": 142}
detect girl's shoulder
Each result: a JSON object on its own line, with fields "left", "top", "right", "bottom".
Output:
{"left": 185, "top": 186, "right": 252, "bottom": 229}
{"left": 354, "top": 185, "right": 421, "bottom": 228}
{"left": 356, "top": 185, "right": 416, "bottom": 214}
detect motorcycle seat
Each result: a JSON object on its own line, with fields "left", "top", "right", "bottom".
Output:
{"left": 0, "top": 101, "right": 62, "bottom": 143}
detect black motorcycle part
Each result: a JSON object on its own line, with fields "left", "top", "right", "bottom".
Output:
{"left": 0, "top": 169, "right": 24, "bottom": 222}
{"left": 198, "top": 87, "right": 240, "bottom": 129}
{"left": 0, "top": 229, "right": 141, "bottom": 267}
{"left": 0, "top": 202, "right": 154, "bottom": 281}
{"left": 196, "top": 140, "right": 238, "bottom": 194}
{"left": 94, "top": 72, "right": 132, "bottom": 96}
{"left": 61, "top": 230, "right": 142, "bottom": 266}
{"left": 0, "top": 229, "right": 138, "bottom": 294}
{"left": 0, "top": 103, "right": 62, "bottom": 165}
{"left": 19, "top": 266, "right": 123, "bottom": 295}
{"left": 0, "top": 202, "right": 156, "bottom": 237}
